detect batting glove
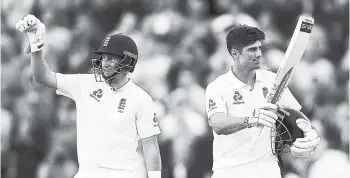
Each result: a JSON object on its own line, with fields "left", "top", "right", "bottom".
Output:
{"left": 290, "top": 119, "right": 320, "bottom": 157}
{"left": 15, "top": 14, "right": 46, "bottom": 53}
{"left": 245, "top": 103, "right": 278, "bottom": 128}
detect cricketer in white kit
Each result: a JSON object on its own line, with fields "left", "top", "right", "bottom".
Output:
{"left": 205, "top": 25, "right": 320, "bottom": 178}
{"left": 15, "top": 14, "right": 162, "bottom": 178}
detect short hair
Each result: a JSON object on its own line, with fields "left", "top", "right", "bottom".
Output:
{"left": 226, "top": 24, "right": 265, "bottom": 53}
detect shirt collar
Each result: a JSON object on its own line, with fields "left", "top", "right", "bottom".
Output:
{"left": 105, "top": 78, "right": 133, "bottom": 92}
{"left": 226, "top": 68, "right": 263, "bottom": 89}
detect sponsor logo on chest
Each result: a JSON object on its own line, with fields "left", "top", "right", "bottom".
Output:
{"left": 89, "top": 89, "right": 103, "bottom": 102}
{"left": 233, "top": 91, "right": 245, "bottom": 104}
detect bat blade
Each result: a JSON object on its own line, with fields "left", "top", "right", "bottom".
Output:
{"left": 267, "top": 15, "right": 314, "bottom": 104}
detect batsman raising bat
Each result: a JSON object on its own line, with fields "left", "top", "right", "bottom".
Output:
{"left": 205, "top": 17, "right": 320, "bottom": 178}
{"left": 15, "top": 14, "right": 162, "bottom": 178}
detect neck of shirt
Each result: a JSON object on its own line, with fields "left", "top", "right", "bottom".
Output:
{"left": 107, "top": 77, "right": 130, "bottom": 91}
{"left": 231, "top": 67, "right": 256, "bottom": 87}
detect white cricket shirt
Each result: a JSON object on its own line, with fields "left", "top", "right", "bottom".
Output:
{"left": 205, "top": 69, "right": 301, "bottom": 170}
{"left": 56, "top": 73, "right": 161, "bottom": 172}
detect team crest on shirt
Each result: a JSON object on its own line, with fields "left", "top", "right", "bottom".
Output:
{"left": 233, "top": 91, "right": 244, "bottom": 104}
{"left": 118, "top": 98, "right": 127, "bottom": 113}
{"left": 89, "top": 89, "right": 103, "bottom": 102}
{"left": 262, "top": 87, "right": 269, "bottom": 98}
{"left": 208, "top": 99, "right": 217, "bottom": 112}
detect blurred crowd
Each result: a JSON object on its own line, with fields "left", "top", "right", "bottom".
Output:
{"left": 1, "top": 0, "right": 349, "bottom": 178}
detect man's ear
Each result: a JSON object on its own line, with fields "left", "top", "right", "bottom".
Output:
{"left": 230, "top": 49, "right": 240, "bottom": 58}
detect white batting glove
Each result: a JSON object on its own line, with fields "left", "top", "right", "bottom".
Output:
{"left": 15, "top": 14, "right": 46, "bottom": 53}
{"left": 246, "top": 103, "right": 278, "bottom": 128}
{"left": 290, "top": 119, "right": 320, "bottom": 157}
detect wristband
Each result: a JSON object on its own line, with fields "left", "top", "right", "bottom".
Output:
{"left": 30, "top": 42, "right": 44, "bottom": 53}
{"left": 148, "top": 171, "right": 161, "bottom": 178}
{"left": 244, "top": 117, "right": 252, "bottom": 128}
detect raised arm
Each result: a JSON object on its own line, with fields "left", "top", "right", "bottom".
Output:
{"left": 15, "top": 14, "right": 57, "bottom": 89}
{"left": 31, "top": 50, "right": 57, "bottom": 89}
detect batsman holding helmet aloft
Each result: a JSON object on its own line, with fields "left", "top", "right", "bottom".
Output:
{"left": 16, "top": 14, "right": 162, "bottom": 178}
{"left": 205, "top": 23, "right": 320, "bottom": 178}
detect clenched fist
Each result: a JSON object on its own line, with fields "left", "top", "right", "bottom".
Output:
{"left": 15, "top": 14, "right": 46, "bottom": 53}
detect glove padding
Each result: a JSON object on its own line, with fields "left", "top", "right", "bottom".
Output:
{"left": 290, "top": 119, "right": 320, "bottom": 157}
{"left": 15, "top": 14, "right": 46, "bottom": 53}
{"left": 248, "top": 103, "right": 278, "bottom": 128}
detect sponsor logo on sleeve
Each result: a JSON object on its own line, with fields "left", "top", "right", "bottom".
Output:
{"left": 153, "top": 113, "right": 159, "bottom": 127}
{"left": 208, "top": 99, "right": 217, "bottom": 112}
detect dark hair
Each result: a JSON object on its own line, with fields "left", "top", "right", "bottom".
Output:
{"left": 226, "top": 24, "right": 265, "bottom": 53}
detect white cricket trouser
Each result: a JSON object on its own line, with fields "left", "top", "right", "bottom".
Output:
{"left": 211, "top": 160, "right": 281, "bottom": 178}
{"left": 74, "top": 167, "right": 146, "bottom": 178}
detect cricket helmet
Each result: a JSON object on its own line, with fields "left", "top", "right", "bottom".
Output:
{"left": 271, "top": 108, "right": 305, "bottom": 155}
{"left": 91, "top": 33, "right": 138, "bottom": 82}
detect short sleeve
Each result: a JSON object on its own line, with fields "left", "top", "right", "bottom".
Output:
{"left": 56, "top": 73, "right": 82, "bottom": 100}
{"left": 205, "top": 83, "right": 227, "bottom": 119}
{"left": 136, "top": 95, "right": 161, "bottom": 139}
{"left": 278, "top": 87, "right": 302, "bottom": 111}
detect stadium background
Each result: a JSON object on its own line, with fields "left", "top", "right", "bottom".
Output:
{"left": 1, "top": 0, "right": 349, "bottom": 178}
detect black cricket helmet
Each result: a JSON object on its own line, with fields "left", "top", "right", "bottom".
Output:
{"left": 271, "top": 108, "right": 305, "bottom": 155}
{"left": 91, "top": 33, "right": 138, "bottom": 82}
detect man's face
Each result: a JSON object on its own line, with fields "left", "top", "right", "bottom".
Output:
{"left": 101, "top": 53, "right": 121, "bottom": 77}
{"left": 236, "top": 41, "right": 263, "bottom": 71}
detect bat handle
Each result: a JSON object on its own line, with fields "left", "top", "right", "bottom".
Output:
{"left": 267, "top": 86, "right": 278, "bottom": 104}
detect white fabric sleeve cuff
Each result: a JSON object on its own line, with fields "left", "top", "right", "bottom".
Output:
{"left": 147, "top": 171, "right": 161, "bottom": 178}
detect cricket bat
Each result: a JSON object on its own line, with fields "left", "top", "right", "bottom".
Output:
{"left": 267, "top": 15, "right": 314, "bottom": 104}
